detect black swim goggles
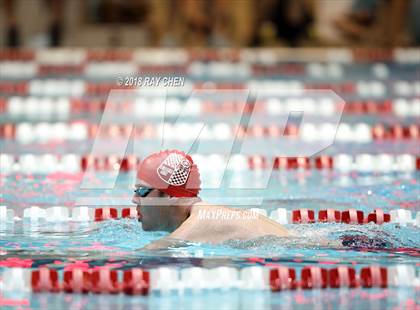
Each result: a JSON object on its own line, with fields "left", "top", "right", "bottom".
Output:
{"left": 134, "top": 186, "right": 154, "bottom": 197}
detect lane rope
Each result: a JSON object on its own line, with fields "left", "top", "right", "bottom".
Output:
{"left": 2, "top": 96, "right": 419, "bottom": 117}
{"left": 1, "top": 265, "right": 419, "bottom": 295}
{"left": 1, "top": 206, "right": 418, "bottom": 226}
{"left": 2, "top": 122, "right": 420, "bottom": 143}
{"left": 1, "top": 153, "right": 419, "bottom": 174}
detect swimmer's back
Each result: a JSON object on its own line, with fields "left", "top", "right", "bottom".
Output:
{"left": 170, "top": 204, "right": 290, "bottom": 244}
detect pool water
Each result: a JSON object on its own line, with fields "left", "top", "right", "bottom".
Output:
{"left": 1, "top": 171, "right": 419, "bottom": 309}
{"left": 1, "top": 48, "right": 420, "bottom": 309}
{"left": 2, "top": 171, "right": 419, "bottom": 254}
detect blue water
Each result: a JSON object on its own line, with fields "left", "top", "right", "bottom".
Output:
{"left": 6, "top": 288, "right": 419, "bottom": 310}
{"left": 1, "top": 171, "right": 419, "bottom": 264}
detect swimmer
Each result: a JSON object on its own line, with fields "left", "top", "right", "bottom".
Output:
{"left": 132, "top": 150, "right": 290, "bottom": 250}
{"left": 132, "top": 150, "right": 389, "bottom": 250}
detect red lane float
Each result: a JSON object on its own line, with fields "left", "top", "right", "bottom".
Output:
{"left": 292, "top": 209, "right": 315, "bottom": 224}
{"left": 315, "top": 156, "right": 333, "bottom": 169}
{"left": 31, "top": 267, "right": 148, "bottom": 295}
{"left": 0, "top": 98, "right": 5, "bottom": 114}
{"left": 304, "top": 82, "right": 356, "bottom": 94}
{"left": 345, "top": 100, "right": 392, "bottom": 114}
{"left": 2, "top": 97, "right": 419, "bottom": 117}
{"left": 38, "top": 64, "right": 85, "bottom": 75}
{"left": 269, "top": 267, "right": 297, "bottom": 291}
{"left": 91, "top": 269, "right": 120, "bottom": 294}
{"left": 31, "top": 267, "right": 60, "bottom": 292}
{"left": 373, "top": 124, "right": 420, "bottom": 140}
{"left": 81, "top": 155, "right": 127, "bottom": 171}
{"left": 94, "top": 208, "right": 118, "bottom": 221}
{"left": 360, "top": 266, "right": 387, "bottom": 288}
{"left": 63, "top": 269, "right": 92, "bottom": 293}
{"left": 366, "top": 209, "right": 390, "bottom": 224}
{"left": 372, "top": 124, "right": 389, "bottom": 139}
{"left": 3, "top": 153, "right": 420, "bottom": 173}
{"left": 328, "top": 266, "right": 357, "bottom": 288}
{"left": 0, "top": 50, "right": 35, "bottom": 60}
{"left": 119, "top": 155, "right": 138, "bottom": 172}
{"left": 11, "top": 263, "right": 413, "bottom": 295}
{"left": 86, "top": 50, "right": 133, "bottom": 62}
{"left": 300, "top": 266, "right": 328, "bottom": 289}
{"left": 0, "top": 81, "right": 28, "bottom": 95}
{"left": 353, "top": 48, "right": 393, "bottom": 62}
{"left": 0, "top": 48, "right": 413, "bottom": 64}
{"left": 341, "top": 209, "right": 364, "bottom": 224}
{"left": 248, "top": 156, "right": 267, "bottom": 170}
{"left": 4, "top": 205, "right": 411, "bottom": 225}
{"left": 391, "top": 125, "right": 411, "bottom": 139}
{"left": 0, "top": 124, "right": 16, "bottom": 139}
{"left": 123, "top": 269, "right": 150, "bottom": 295}
{"left": 121, "top": 207, "right": 138, "bottom": 219}
{"left": 3, "top": 122, "right": 420, "bottom": 140}
{"left": 318, "top": 209, "right": 341, "bottom": 223}
{"left": 284, "top": 124, "right": 299, "bottom": 136}
{"left": 274, "top": 157, "right": 311, "bottom": 170}
{"left": 80, "top": 155, "right": 96, "bottom": 171}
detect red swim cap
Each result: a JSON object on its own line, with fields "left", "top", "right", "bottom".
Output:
{"left": 137, "top": 150, "right": 201, "bottom": 197}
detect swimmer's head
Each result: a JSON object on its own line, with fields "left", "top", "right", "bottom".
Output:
{"left": 132, "top": 150, "right": 201, "bottom": 231}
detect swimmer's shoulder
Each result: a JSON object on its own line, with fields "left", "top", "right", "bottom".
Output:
{"left": 170, "top": 204, "right": 241, "bottom": 243}
{"left": 172, "top": 203, "right": 290, "bottom": 242}
{"left": 190, "top": 202, "right": 289, "bottom": 232}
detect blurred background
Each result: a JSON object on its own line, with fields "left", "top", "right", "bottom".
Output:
{"left": 0, "top": 6, "right": 419, "bottom": 305}
{"left": 0, "top": 0, "right": 418, "bottom": 197}
{"left": 1, "top": 0, "right": 420, "bottom": 48}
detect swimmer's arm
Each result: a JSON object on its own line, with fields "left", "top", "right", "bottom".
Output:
{"left": 141, "top": 237, "right": 189, "bottom": 250}
{"left": 139, "top": 218, "right": 205, "bottom": 250}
